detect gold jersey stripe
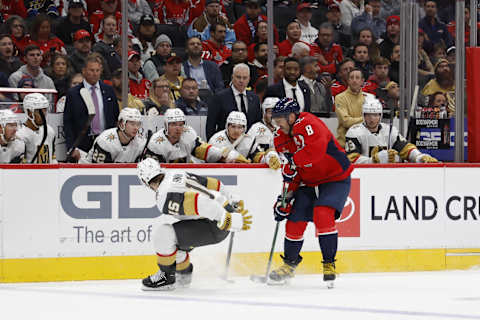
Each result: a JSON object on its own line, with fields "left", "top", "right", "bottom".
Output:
{"left": 156, "top": 252, "right": 177, "bottom": 266}
{"left": 253, "top": 151, "right": 265, "bottom": 164}
{"left": 183, "top": 191, "right": 198, "bottom": 216}
{"left": 177, "top": 254, "right": 191, "bottom": 271}
{"left": 206, "top": 177, "right": 220, "bottom": 191}
{"left": 193, "top": 142, "right": 211, "bottom": 160}
{"left": 347, "top": 152, "right": 360, "bottom": 163}
{"left": 399, "top": 143, "right": 417, "bottom": 161}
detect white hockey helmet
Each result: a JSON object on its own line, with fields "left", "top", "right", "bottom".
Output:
{"left": 164, "top": 108, "right": 186, "bottom": 128}
{"left": 262, "top": 97, "right": 280, "bottom": 114}
{"left": 226, "top": 111, "right": 247, "bottom": 128}
{"left": 0, "top": 110, "right": 19, "bottom": 128}
{"left": 137, "top": 158, "right": 166, "bottom": 189}
{"left": 119, "top": 107, "right": 142, "bottom": 123}
{"left": 362, "top": 97, "right": 383, "bottom": 115}
{"left": 23, "top": 93, "right": 49, "bottom": 126}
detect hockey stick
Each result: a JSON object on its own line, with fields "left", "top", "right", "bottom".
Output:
{"left": 221, "top": 232, "right": 235, "bottom": 283}
{"left": 406, "top": 85, "right": 420, "bottom": 142}
{"left": 66, "top": 88, "right": 97, "bottom": 162}
{"left": 30, "top": 110, "right": 47, "bottom": 163}
{"left": 140, "top": 129, "right": 153, "bottom": 160}
{"left": 250, "top": 182, "right": 289, "bottom": 283}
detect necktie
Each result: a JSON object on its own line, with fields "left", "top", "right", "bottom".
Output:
{"left": 291, "top": 88, "right": 298, "bottom": 102}
{"left": 90, "top": 86, "right": 101, "bottom": 134}
{"left": 239, "top": 93, "right": 247, "bottom": 114}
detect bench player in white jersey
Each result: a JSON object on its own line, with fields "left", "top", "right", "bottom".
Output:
{"left": 16, "top": 93, "right": 57, "bottom": 164}
{"left": 247, "top": 97, "right": 279, "bottom": 151}
{"left": 145, "top": 108, "right": 249, "bottom": 163}
{"left": 345, "top": 98, "right": 438, "bottom": 164}
{"left": 137, "top": 158, "right": 252, "bottom": 291}
{"left": 83, "top": 108, "right": 146, "bottom": 163}
{"left": 0, "top": 110, "right": 25, "bottom": 163}
{"left": 209, "top": 111, "right": 281, "bottom": 169}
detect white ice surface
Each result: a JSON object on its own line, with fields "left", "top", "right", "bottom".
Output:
{"left": 1, "top": 270, "right": 480, "bottom": 320}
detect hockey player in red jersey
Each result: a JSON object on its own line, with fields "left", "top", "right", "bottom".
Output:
{"left": 269, "top": 97, "right": 352, "bottom": 288}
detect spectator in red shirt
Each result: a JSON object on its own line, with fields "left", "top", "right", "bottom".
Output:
{"left": 202, "top": 22, "right": 232, "bottom": 66}
{"left": 278, "top": 20, "right": 312, "bottom": 58}
{"left": 1, "top": 0, "right": 28, "bottom": 18}
{"left": 311, "top": 22, "right": 343, "bottom": 75}
{"left": 6, "top": 16, "right": 31, "bottom": 57}
{"left": 128, "top": 50, "right": 151, "bottom": 100}
{"left": 154, "top": 0, "right": 195, "bottom": 25}
{"left": 447, "top": 6, "right": 480, "bottom": 47}
{"left": 233, "top": 0, "right": 278, "bottom": 45}
{"left": 29, "top": 14, "right": 66, "bottom": 67}
{"left": 90, "top": 0, "right": 124, "bottom": 41}
{"left": 331, "top": 58, "right": 354, "bottom": 97}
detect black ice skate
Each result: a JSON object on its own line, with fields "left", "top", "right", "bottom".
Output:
{"left": 142, "top": 264, "right": 176, "bottom": 291}
{"left": 176, "top": 263, "right": 193, "bottom": 288}
{"left": 323, "top": 261, "right": 336, "bottom": 289}
{"left": 268, "top": 255, "right": 302, "bottom": 285}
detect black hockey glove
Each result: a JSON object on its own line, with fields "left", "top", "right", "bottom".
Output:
{"left": 273, "top": 195, "right": 294, "bottom": 221}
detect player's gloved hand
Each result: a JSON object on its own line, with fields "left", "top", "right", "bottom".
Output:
{"left": 416, "top": 154, "right": 438, "bottom": 163}
{"left": 265, "top": 151, "right": 281, "bottom": 170}
{"left": 372, "top": 147, "right": 399, "bottom": 163}
{"left": 281, "top": 162, "right": 297, "bottom": 182}
{"left": 232, "top": 199, "right": 244, "bottom": 212}
{"left": 225, "top": 149, "right": 251, "bottom": 163}
{"left": 218, "top": 209, "right": 252, "bottom": 232}
{"left": 273, "top": 195, "right": 294, "bottom": 221}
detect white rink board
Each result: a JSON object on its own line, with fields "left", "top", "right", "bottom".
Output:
{"left": 0, "top": 165, "right": 480, "bottom": 260}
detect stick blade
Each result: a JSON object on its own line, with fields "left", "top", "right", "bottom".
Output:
{"left": 249, "top": 274, "right": 268, "bottom": 283}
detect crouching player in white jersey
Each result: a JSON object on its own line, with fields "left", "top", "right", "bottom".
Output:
{"left": 247, "top": 97, "right": 279, "bottom": 151}
{"left": 16, "top": 93, "right": 57, "bottom": 164}
{"left": 0, "top": 110, "right": 25, "bottom": 163}
{"left": 145, "top": 108, "right": 250, "bottom": 163}
{"left": 209, "top": 111, "right": 281, "bottom": 169}
{"left": 137, "top": 158, "right": 252, "bottom": 291}
{"left": 82, "top": 108, "right": 146, "bottom": 163}
{"left": 345, "top": 98, "right": 438, "bottom": 164}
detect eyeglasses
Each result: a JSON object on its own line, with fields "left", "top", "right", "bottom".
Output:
{"left": 12, "top": 24, "right": 24, "bottom": 28}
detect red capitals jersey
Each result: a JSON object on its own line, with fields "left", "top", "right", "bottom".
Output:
{"left": 2, "top": 0, "right": 28, "bottom": 18}
{"left": 274, "top": 112, "right": 352, "bottom": 190}
{"left": 90, "top": 11, "right": 125, "bottom": 41}
{"left": 202, "top": 40, "right": 231, "bottom": 65}
{"left": 153, "top": 0, "right": 194, "bottom": 25}
{"left": 310, "top": 42, "right": 343, "bottom": 75}
{"left": 129, "top": 78, "right": 151, "bottom": 100}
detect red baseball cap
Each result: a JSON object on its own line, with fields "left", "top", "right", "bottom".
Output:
{"left": 128, "top": 50, "right": 140, "bottom": 61}
{"left": 386, "top": 15, "right": 400, "bottom": 26}
{"left": 74, "top": 29, "right": 90, "bottom": 41}
{"left": 297, "top": 2, "right": 311, "bottom": 11}
{"left": 327, "top": 3, "right": 340, "bottom": 11}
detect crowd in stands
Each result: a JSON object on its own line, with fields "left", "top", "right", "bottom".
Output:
{"left": 0, "top": 0, "right": 476, "bottom": 161}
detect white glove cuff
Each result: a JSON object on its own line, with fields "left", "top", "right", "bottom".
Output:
{"left": 217, "top": 212, "right": 243, "bottom": 232}
{"left": 225, "top": 149, "right": 241, "bottom": 163}
{"left": 264, "top": 150, "right": 278, "bottom": 164}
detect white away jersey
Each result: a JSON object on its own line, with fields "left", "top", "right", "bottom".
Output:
{"left": 146, "top": 126, "right": 223, "bottom": 163}
{"left": 16, "top": 124, "right": 56, "bottom": 164}
{"left": 209, "top": 130, "right": 258, "bottom": 159}
{"left": 247, "top": 121, "right": 275, "bottom": 151}
{"left": 85, "top": 128, "right": 146, "bottom": 163}
{"left": 0, "top": 139, "right": 25, "bottom": 163}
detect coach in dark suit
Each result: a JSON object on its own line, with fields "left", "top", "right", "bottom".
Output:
{"left": 264, "top": 57, "right": 311, "bottom": 112}
{"left": 206, "top": 63, "right": 262, "bottom": 140}
{"left": 64, "top": 55, "right": 119, "bottom": 161}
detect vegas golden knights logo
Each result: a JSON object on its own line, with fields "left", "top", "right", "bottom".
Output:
{"left": 37, "top": 145, "right": 50, "bottom": 164}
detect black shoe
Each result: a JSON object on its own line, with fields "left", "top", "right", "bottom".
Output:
{"left": 142, "top": 264, "right": 176, "bottom": 291}
{"left": 176, "top": 263, "right": 193, "bottom": 287}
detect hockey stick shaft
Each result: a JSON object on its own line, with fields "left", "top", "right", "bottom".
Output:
{"left": 222, "top": 231, "right": 235, "bottom": 282}
{"left": 30, "top": 110, "right": 48, "bottom": 164}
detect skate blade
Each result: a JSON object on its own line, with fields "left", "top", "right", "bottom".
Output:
{"left": 141, "top": 284, "right": 176, "bottom": 291}
{"left": 266, "top": 277, "right": 290, "bottom": 286}
{"left": 249, "top": 274, "right": 268, "bottom": 283}
{"left": 326, "top": 280, "right": 335, "bottom": 289}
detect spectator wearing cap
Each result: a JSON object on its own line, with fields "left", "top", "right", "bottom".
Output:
{"left": 70, "top": 29, "right": 94, "bottom": 73}
{"left": 446, "top": 46, "right": 455, "bottom": 64}
{"left": 9, "top": 45, "right": 56, "bottom": 104}
{"left": 278, "top": 20, "right": 312, "bottom": 58}
{"left": 29, "top": 14, "right": 67, "bottom": 67}
{"left": 64, "top": 54, "right": 119, "bottom": 160}
{"left": 24, "top": 0, "right": 58, "bottom": 18}
{"left": 110, "top": 69, "right": 145, "bottom": 112}
{"left": 143, "top": 34, "right": 172, "bottom": 81}
{"left": 299, "top": 56, "right": 333, "bottom": 114}
{"left": 338, "top": 0, "right": 365, "bottom": 29}
{"left": 127, "top": 0, "right": 152, "bottom": 26}
{"left": 188, "top": 0, "right": 236, "bottom": 49}
{"left": 202, "top": 22, "right": 232, "bottom": 66}
{"left": 0, "top": 34, "right": 24, "bottom": 77}
{"left": 325, "top": 3, "right": 351, "bottom": 52}
{"left": 56, "top": 0, "right": 92, "bottom": 47}
{"left": 182, "top": 36, "right": 224, "bottom": 93}
{"left": 153, "top": 0, "right": 195, "bottom": 25}
{"left": 311, "top": 22, "right": 343, "bottom": 75}
{"left": 351, "top": 0, "right": 385, "bottom": 40}
{"left": 421, "top": 58, "right": 455, "bottom": 114}
{"left": 220, "top": 40, "right": 258, "bottom": 88}
{"left": 419, "top": 1, "right": 454, "bottom": 48}
{"left": 128, "top": 50, "right": 151, "bottom": 100}
{"left": 379, "top": 15, "right": 400, "bottom": 60}
{"left": 143, "top": 78, "right": 173, "bottom": 115}
{"left": 160, "top": 55, "right": 184, "bottom": 103}
{"left": 295, "top": 3, "right": 318, "bottom": 45}
{"left": 175, "top": 77, "right": 208, "bottom": 115}
{"left": 233, "top": 0, "right": 279, "bottom": 45}
{"left": 137, "top": 14, "right": 157, "bottom": 64}
{"left": 417, "top": 28, "right": 434, "bottom": 87}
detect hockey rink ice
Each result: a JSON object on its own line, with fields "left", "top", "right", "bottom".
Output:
{"left": 0, "top": 270, "right": 479, "bottom": 320}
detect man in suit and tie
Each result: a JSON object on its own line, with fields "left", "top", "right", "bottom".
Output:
{"left": 64, "top": 54, "right": 120, "bottom": 162}
{"left": 264, "top": 57, "right": 311, "bottom": 113}
{"left": 206, "top": 63, "right": 262, "bottom": 139}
